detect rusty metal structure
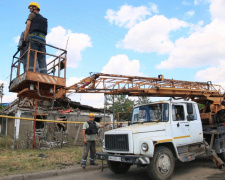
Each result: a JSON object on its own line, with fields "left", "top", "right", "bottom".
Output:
{"left": 8, "top": 46, "right": 225, "bottom": 167}
{"left": 8, "top": 41, "right": 225, "bottom": 126}
{"left": 9, "top": 41, "right": 67, "bottom": 100}
{"left": 68, "top": 73, "right": 223, "bottom": 96}
{"left": 68, "top": 73, "right": 225, "bottom": 125}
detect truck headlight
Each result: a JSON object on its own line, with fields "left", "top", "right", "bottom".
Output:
{"left": 102, "top": 139, "right": 105, "bottom": 149}
{"left": 141, "top": 143, "right": 148, "bottom": 151}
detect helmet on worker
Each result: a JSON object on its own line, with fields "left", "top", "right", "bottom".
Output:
{"left": 88, "top": 113, "right": 95, "bottom": 118}
{"left": 28, "top": 2, "right": 40, "bottom": 10}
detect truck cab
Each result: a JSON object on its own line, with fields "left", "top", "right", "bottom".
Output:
{"left": 96, "top": 100, "right": 210, "bottom": 180}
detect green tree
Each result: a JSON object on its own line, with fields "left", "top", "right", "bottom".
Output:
{"left": 198, "top": 103, "right": 204, "bottom": 110}
{"left": 105, "top": 95, "right": 134, "bottom": 120}
{"left": 135, "top": 96, "right": 151, "bottom": 105}
{"left": 0, "top": 105, "right": 6, "bottom": 110}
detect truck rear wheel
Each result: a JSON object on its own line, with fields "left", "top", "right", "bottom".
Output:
{"left": 147, "top": 146, "right": 174, "bottom": 180}
{"left": 107, "top": 161, "right": 131, "bottom": 174}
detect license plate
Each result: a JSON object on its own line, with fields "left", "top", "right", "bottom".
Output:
{"left": 108, "top": 156, "right": 121, "bottom": 161}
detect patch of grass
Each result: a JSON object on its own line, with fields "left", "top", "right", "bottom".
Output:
{"left": 0, "top": 145, "right": 102, "bottom": 177}
{"left": 0, "top": 136, "right": 13, "bottom": 149}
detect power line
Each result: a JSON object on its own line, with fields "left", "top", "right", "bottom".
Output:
{"left": 55, "top": 0, "right": 107, "bottom": 23}
{"left": 16, "top": 0, "right": 122, "bottom": 43}
{"left": 16, "top": 0, "right": 140, "bottom": 49}
{"left": 54, "top": 0, "right": 125, "bottom": 39}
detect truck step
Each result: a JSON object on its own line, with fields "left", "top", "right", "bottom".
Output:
{"left": 178, "top": 152, "right": 195, "bottom": 162}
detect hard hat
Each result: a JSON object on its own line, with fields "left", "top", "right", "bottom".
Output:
{"left": 88, "top": 113, "right": 95, "bottom": 117}
{"left": 28, "top": 2, "right": 40, "bottom": 10}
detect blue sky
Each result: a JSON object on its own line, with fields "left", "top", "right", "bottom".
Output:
{"left": 1, "top": 0, "right": 225, "bottom": 108}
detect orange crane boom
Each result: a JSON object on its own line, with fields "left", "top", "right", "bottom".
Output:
{"left": 67, "top": 73, "right": 225, "bottom": 125}
{"left": 68, "top": 73, "right": 224, "bottom": 99}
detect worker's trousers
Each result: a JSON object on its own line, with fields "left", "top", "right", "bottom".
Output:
{"left": 81, "top": 141, "right": 96, "bottom": 162}
{"left": 29, "top": 39, "right": 47, "bottom": 74}
{"left": 21, "top": 47, "right": 39, "bottom": 73}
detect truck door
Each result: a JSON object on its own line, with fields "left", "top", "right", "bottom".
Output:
{"left": 171, "top": 104, "right": 191, "bottom": 146}
{"left": 187, "top": 103, "right": 203, "bottom": 143}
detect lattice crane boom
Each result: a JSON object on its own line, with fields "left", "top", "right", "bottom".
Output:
{"left": 67, "top": 73, "right": 225, "bottom": 100}
{"left": 67, "top": 73, "right": 225, "bottom": 125}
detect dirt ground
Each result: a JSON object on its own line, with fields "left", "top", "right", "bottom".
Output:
{"left": 172, "top": 155, "right": 225, "bottom": 180}
{"left": 32, "top": 155, "right": 225, "bottom": 180}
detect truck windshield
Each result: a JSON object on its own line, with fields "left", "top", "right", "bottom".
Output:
{"left": 131, "top": 103, "right": 169, "bottom": 123}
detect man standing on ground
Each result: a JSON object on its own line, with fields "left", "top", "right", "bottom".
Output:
{"left": 23, "top": 2, "right": 48, "bottom": 74}
{"left": 81, "top": 113, "right": 109, "bottom": 168}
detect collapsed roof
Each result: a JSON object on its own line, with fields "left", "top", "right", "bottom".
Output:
{"left": 1, "top": 97, "right": 110, "bottom": 115}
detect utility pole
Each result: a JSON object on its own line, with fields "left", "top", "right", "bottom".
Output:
{"left": 0, "top": 83, "right": 4, "bottom": 108}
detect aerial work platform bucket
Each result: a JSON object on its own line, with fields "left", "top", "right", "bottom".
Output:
{"left": 9, "top": 41, "right": 67, "bottom": 100}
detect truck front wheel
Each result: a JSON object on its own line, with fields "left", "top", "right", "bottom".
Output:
{"left": 147, "top": 146, "right": 175, "bottom": 180}
{"left": 107, "top": 161, "right": 131, "bottom": 174}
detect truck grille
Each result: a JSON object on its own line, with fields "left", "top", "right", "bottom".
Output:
{"left": 105, "top": 134, "right": 129, "bottom": 151}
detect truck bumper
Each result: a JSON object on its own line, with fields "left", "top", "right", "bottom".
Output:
{"left": 96, "top": 152, "right": 150, "bottom": 165}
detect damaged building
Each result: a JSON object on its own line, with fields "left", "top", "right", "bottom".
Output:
{"left": 0, "top": 97, "right": 112, "bottom": 146}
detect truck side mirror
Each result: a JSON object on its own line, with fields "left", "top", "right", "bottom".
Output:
{"left": 187, "top": 114, "right": 194, "bottom": 121}
{"left": 187, "top": 103, "right": 193, "bottom": 114}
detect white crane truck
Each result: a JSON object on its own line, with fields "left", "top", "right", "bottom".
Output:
{"left": 96, "top": 99, "right": 225, "bottom": 179}
{"left": 69, "top": 73, "right": 225, "bottom": 180}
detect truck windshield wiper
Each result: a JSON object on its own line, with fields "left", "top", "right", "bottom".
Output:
{"left": 132, "top": 121, "right": 157, "bottom": 124}
{"left": 132, "top": 121, "right": 150, "bottom": 124}
{"left": 132, "top": 121, "right": 144, "bottom": 124}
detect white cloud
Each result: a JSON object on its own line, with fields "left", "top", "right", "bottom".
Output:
{"left": 0, "top": 80, "right": 17, "bottom": 103}
{"left": 118, "top": 15, "right": 188, "bottom": 54}
{"left": 69, "top": 93, "right": 105, "bottom": 108}
{"left": 156, "top": 19, "right": 225, "bottom": 69}
{"left": 189, "top": 20, "right": 204, "bottom": 33}
{"left": 46, "top": 26, "right": 92, "bottom": 68}
{"left": 195, "top": 60, "right": 225, "bottom": 90}
{"left": 105, "top": 4, "right": 157, "bottom": 28}
{"left": 66, "top": 76, "right": 83, "bottom": 87}
{"left": 195, "top": 60, "right": 225, "bottom": 82}
{"left": 194, "top": 0, "right": 200, "bottom": 5}
{"left": 194, "top": 0, "right": 206, "bottom": 5}
{"left": 101, "top": 54, "right": 142, "bottom": 76}
{"left": 148, "top": 3, "right": 159, "bottom": 14}
{"left": 13, "top": 36, "right": 20, "bottom": 44}
{"left": 185, "top": 10, "right": 195, "bottom": 17}
{"left": 2, "top": 93, "right": 17, "bottom": 104}
{"left": 208, "top": 0, "right": 225, "bottom": 22}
